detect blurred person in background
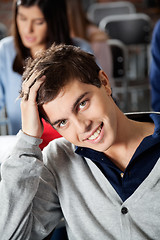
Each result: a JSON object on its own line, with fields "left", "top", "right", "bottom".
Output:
{"left": 0, "top": 0, "right": 93, "bottom": 142}
{"left": 150, "top": 19, "right": 160, "bottom": 112}
{"left": 67, "top": 0, "right": 114, "bottom": 87}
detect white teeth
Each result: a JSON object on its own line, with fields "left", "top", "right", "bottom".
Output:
{"left": 88, "top": 135, "right": 96, "bottom": 140}
{"left": 94, "top": 132, "right": 99, "bottom": 137}
{"left": 88, "top": 125, "right": 102, "bottom": 140}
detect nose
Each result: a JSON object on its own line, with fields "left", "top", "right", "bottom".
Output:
{"left": 24, "top": 21, "right": 33, "bottom": 33}
{"left": 72, "top": 116, "right": 92, "bottom": 133}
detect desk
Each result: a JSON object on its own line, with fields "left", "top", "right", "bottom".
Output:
{"left": 0, "top": 135, "right": 16, "bottom": 163}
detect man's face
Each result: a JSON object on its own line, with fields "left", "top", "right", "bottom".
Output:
{"left": 42, "top": 74, "right": 118, "bottom": 153}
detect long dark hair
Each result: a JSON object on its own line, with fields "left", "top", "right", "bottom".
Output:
{"left": 12, "top": 0, "right": 72, "bottom": 74}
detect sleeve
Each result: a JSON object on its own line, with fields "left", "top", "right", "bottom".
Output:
{"left": 0, "top": 131, "right": 62, "bottom": 240}
{"left": 150, "top": 20, "right": 160, "bottom": 111}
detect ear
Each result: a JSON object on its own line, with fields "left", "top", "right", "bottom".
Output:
{"left": 98, "top": 70, "right": 112, "bottom": 95}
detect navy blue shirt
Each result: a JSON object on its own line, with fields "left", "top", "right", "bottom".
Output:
{"left": 76, "top": 113, "right": 160, "bottom": 202}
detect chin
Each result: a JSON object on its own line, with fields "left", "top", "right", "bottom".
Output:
{"left": 87, "top": 144, "right": 108, "bottom": 153}
{"left": 22, "top": 39, "right": 35, "bottom": 48}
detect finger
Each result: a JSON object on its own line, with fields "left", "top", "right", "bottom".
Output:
{"left": 22, "top": 71, "right": 42, "bottom": 89}
{"left": 27, "top": 75, "right": 46, "bottom": 102}
{"left": 19, "top": 71, "right": 45, "bottom": 99}
{"left": 23, "top": 69, "right": 44, "bottom": 85}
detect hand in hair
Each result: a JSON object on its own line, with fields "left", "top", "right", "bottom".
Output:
{"left": 20, "top": 71, "right": 46, "bottom": 138}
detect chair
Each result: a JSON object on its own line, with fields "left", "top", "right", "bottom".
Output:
{"left": 99, "top": 13, "right": 151, "bottom": 45}
{"left": 87, "top": 1, "right": 136, "bottom": 25}
{"left": 107, "top": 39, "right": 128, "bottom": 111}
{"left": 99, "top": 13, "right": 152, "bottom": 112}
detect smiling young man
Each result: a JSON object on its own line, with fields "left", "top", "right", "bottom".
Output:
{"left": 1, "top": 43, "right": 160, "bottom": 240}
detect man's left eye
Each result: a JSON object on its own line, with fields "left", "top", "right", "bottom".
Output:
{"left": 79, "top": 100, "right": 87, "bottom": 109}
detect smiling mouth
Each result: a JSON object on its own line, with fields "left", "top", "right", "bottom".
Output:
{"left": 88, "top": 123, "right": 103, "bottom": 140}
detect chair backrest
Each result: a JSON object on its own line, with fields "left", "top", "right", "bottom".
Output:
{"left": 99, "top": 13, "right": 152, "bottom": 45}
{"left": 87, "top": 1, "right": 136, "bottom": 25}
{"left": 107, "top": 39, "right": 128, "bottom": 112}
{"left": 107, "top": 39, "right": 127, "bottom": 79}
{"left": 102, "top": 15, "right": 152, "bottom": 112}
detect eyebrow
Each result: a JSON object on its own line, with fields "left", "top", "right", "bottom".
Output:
{"left": 51, "top": 91, "right": 89, "bottom": 127}
{"left": 18, "top": 12, "right": 45, "bottom": 20}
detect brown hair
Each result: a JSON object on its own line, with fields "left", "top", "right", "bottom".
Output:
{"left": 67, "top": 0, "right": 90, "bottom": 40}
{"left": 22, "top": 43, "right": 101, "bottom": 107}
